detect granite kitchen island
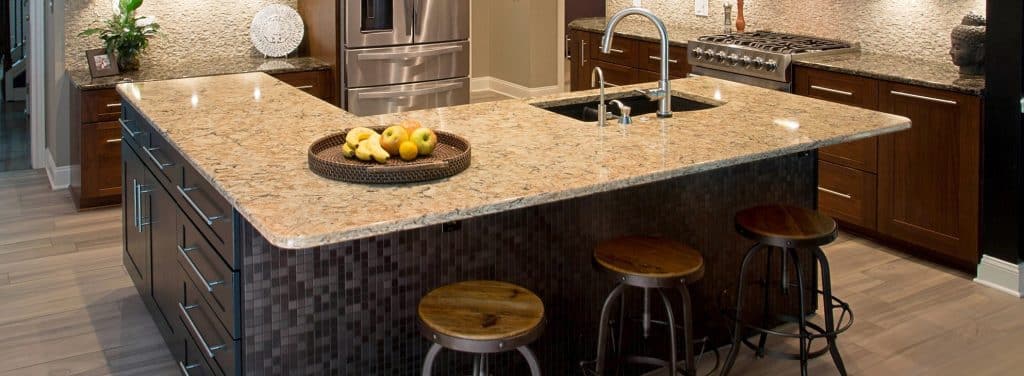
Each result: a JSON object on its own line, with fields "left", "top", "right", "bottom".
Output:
{"left": 116, "top": 72, "right": 908, "bottom": 375}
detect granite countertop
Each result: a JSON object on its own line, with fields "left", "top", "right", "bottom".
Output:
{"left": 70, "top": 55, "right": 331, "bottom": 90}
{"left": 117, "top": 72, "right": 909, "bottom": 249}
{"left": 793, "top": 52, "right": 985, "bottom": 95}
{"left": 568, "top": 17, "right": 716, "bottom": 46}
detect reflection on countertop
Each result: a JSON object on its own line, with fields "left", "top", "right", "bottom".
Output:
{"left": 69, "top": 55, "right": 331, "bottom": 91}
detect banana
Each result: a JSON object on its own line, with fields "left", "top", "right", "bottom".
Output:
{"left": 366, "top": 134, "right": 390, "bottom": 163}
{"left": 341, "top": 143, "right": 356, "bottom": 158}
{"left": 345, "top": 127, "right": 377, "bottom": 148}
{"left": 354, "top": 140, "right": 373, "bottom": 161}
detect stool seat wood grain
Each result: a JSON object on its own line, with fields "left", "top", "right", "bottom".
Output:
{"left": 418, "top": 280, "right": 544, "bottom": 342}
{"left": 594, "top": 236, "right": 705, "bottom": 281}
{"left": 735, "top": 205, "right": 838, "bottom": 248}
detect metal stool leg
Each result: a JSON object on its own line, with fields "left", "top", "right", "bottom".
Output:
{"left": 756, "top": 247, "right": 774, "bottom": 358}
{"left": 788, "top": 249, "right": 809, "bottom": 376}
{"left": 657, "top": 290, "right": 679, "bottom": 376}
{"left": 596, "top": 284, "right": 626, "bottom": 375}
{"left": 813, "top": 247, "right": 849, "bottom": 376}
{"left": 421, "top": 343, "right": 443, "bottom": 376}
{"left": 518, "top": 346, "right": 543, "bottom": 376}
{"left": 678, "top": 284, "right": 696, "bottom": 376}
{"left": 720, "top": 243, "right": 766, "bottom": 376}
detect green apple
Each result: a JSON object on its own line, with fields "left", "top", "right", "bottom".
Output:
{"left": 380, "top": 125, "right": 409, "bottom": 155}
{"left": 410, "top": 127, "right": 438, "bottom": 155}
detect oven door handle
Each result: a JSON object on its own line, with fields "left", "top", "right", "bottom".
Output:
{"left": 355, "top": 82, "right": 463, "bottom": 100}
{"left": 356, "top": 45, "right": 463, "bottom": 61}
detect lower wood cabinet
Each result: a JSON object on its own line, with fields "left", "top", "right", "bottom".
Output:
{"left": 568, "top": 28, "right": 689, "bottom": 91}
{"left": 818, "top": 160, "right": 877, "bottom": 230}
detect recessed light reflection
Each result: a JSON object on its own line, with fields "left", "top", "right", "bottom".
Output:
{"left": 713, "top": 89, "right": 722, "bottom": 101}
{"left": 191, "top": 93, "right": 199, "bottom": 108}
{"left": 253, "top": 87, "right": 262, "bottom": 101}
{"left": 774, "top": 119, "right": 800, "bottom": 130}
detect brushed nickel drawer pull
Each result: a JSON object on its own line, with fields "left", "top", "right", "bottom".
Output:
{"left": 580, "top": 40, "right": 588, "bottom": 66}
{"left": 179, "top": 245, "right": 225, "bottom": 292}
{"left": 818, "top": 186, "right": 853, "bottom": 199}
{"left": 607, "top": 48, "right": 625, "bottom": 54}
{"left": 105, "top": 103, "right": 122, "bottom": 108}
{"left": 133, "top": 180, "right": 153, "bottom": 232}
{"left": 811, "top": 85, "right": 854, "bottom": 97}
{"left": 142, "top": 146, "right": 173, "bottom": 170}
{"left": 179, "top": 302, "right": 227, "bottom": 359}
{"left": 648, "top": 55, "right": 679, "bottom": 64}
{"left": 890, "top": 90, "right": 958, "bottom": 105}
{"left": 118, "top": 118, "right": 140, "bottom": 137}
{"left": 106, "top": 138, "right": 122, "bottom": 143}
{"left": 177, "top": 185, "right": 225, "bottom": 225}
{"left": 178, "top": 361, "right": 200, "bottom": 376}
{"left": 294, "top": 85, "right": 314, "bottom": 90}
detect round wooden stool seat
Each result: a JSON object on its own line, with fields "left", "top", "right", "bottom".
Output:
{"left": 418, "top": 280, "right": 545, "bottom": 353}
{"left": 735, "top": 205, "right": 838, "bottom": 248}
{"left": 594, "top": 236, "right": 705, "bottom": 288}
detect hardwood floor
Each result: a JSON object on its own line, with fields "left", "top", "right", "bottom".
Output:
{"left": 0, "top": 169, "right": 1020, "bottom": 375}
{"left": 0, "top": 101, "right": 30, "bottom": 172}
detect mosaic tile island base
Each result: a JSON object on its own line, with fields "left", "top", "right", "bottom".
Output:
{"left": 117, "top": 73, "right": 909, "bottom": 374}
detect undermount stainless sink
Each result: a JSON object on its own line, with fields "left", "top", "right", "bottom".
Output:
{"left": 533, "top": 95, "right": 718, "bottom": 123}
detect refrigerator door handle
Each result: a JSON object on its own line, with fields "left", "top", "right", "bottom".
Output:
{"left": 356, "top": 44, "right": 463, "bottom": 61}
{"left": 355, "top": 81, "right": 463, "bottom": 100}
{"left": 406, "top": 0, "right": 415, "bottom": 37}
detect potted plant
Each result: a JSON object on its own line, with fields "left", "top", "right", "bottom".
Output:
{"left": 79, "top": 0, "right": 160, "bottom": 71}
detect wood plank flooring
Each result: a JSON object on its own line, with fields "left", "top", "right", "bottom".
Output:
{"left": 0, "top": 168, "right": 1021, "bottom": 375}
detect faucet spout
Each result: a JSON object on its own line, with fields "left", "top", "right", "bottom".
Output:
{"left": 601, "top": 7, "right": 672, "bottom": 118}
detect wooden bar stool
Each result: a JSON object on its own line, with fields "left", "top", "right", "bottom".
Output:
{"left": 418, "top": 280, "right": 545, "bottom": 376}
{"left": 720, "top": 205, "right": 854, "bottom": 376}
{"left": 585, "top": 236, "right": 705, "bottom": 376}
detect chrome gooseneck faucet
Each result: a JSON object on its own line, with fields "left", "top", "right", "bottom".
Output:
{"left": 601, "top": 7, "right": 672, "bottom": 118}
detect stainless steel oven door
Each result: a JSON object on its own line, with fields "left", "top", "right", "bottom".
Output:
{"left": 346, "top": 0, "right": 415, "bottom": 48}
{"left": 691, "top": 66, "right": 793, "bottom": 92}
{"left": 346, "top": 41, "right": 469, "bottom": 87}
{"left": 415, "top": 0, "right": 469, "bottom": 44}
{"left": 347, "top": 77, "right": 469, "bottom": 116}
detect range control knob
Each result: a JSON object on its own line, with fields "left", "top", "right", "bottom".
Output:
{"left": 740, "top": 56, "right": 753, "bottom": 67}
{"left": 752, "top": 57, "right": 765, "bottom": 70}
{"left": 727, "top": 53, "right": 740, "bottom": 66}
{"left": 716, "top": 51, "right": 728, "bottom": 62}
{"left": 691, "top": 47, "right": 704, "bottom": 60}
{"left": 765, "top": 59, "right": 779, "bottom": 71}
{"left": 703, "top": 49, "right": 716, "bottom": 61}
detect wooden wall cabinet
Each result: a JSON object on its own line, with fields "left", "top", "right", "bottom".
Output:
{"left": 568, "top": 29, "right": 689, "bottom": 91}
{"left": 794, "top": 66, "right": 982, "bottom": 269}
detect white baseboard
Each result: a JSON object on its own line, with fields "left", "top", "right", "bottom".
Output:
{"left": 45, "top": 149, "right": 70, "bottom": 191}
{"left": 470, "top": 76, "right": 564, "bottom": 99}
{"left": 975, "top": 255, "right": 1024, "bottom": 298}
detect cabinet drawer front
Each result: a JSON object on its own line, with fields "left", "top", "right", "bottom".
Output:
{"left": 181, "top": 336, "right": 220, "bottom": 376}
{"left": 179, "top": 217, "right": 239, "bottom": 338}
{"left": 82, "top": 89, "right": 123, "bottom": 123}
{"left": 638, "top": 43, "right": 689, "bottom": 77}
{"left": 179, "top": 167, "right": 235, "bottom": 266}
{"left": 794, "top": 67, "right": 878, "bottom": 109}
{"left": 820, "top": 137, "right": 878, "bottom": 173}
{"left": 638, "top": 69, "right": 683, "bottom": 84}
{"left": 139, "top": 123, "right": 182, "bottom": 186}
{"left": 181, "top": 275, "right": 238, "bottom": 376}
{"left": 591, "top": 60, "right": 639, "bottom": 87}
{"left": 274, "top": 70, "right": 333, "bottom": 100}
{"left": 82, "top": 121, "right": 123, "bottom": 198}
{"left": 119, "top": 101, "right": 149, "bottom": 146}
{"left": 590, "top": 33, "right": 638, "bottom": 67}
{"left": 818, "top": 161, "right": 877, "bottom": 230}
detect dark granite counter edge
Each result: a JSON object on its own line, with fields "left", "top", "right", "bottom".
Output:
{"left": 71, "top": 59, "right": 332, "bottom": 91}
{"left": 792, "top": 60, "right": 984, "bottom": 96}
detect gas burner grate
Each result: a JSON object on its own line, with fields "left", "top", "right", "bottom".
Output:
{"left": 698, "top": 31, "right": 851, "bottom": 54}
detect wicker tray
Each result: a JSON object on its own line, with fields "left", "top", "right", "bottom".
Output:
{"left": 308, "top": 126, "right": 471, "bottom": 184}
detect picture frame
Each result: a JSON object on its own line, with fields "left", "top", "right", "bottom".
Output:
{"left": 85, "top": 48, "right": 120, "bottom": 78}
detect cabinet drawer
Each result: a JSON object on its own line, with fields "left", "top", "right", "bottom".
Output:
{"left": 820, "top": 137, "right": 878, "bottom": 173}
{"left": 181, "top": 274, "right": 239, "bottom": 376}
{"left": 82, "top": 121, "right": 123, "bottom": 198}
{"left": 179, "top": 216, "right": 240, "bottom": 338}
{"left": 794, "top": 67, "right": 878, "bottom": 109}
{"left": 178, "top": 167, "right": 235, "bottom": 267}
{"left": 119, "top": 101, "right": 149, "bottom": 146}
{"left": 82, "top": 89, "right": 123, "bottom": 123}
{"left": 638, "top": 43, "right": 689, "bottom": 78}
{"left": 590, "top": 33, "right": 638, "bottom": 67}
{"left": 274, "top": 70, "right": 333, "bottom": 100}
{"left": 638, "top": 70, "right": 683, "bottom": 84}
{"left": 139, "top": 122, "right": 182, "bottom": 186}
{"left": 181, "top": 336, "right": 219, "bottom": 376}
{"left": 818, "top": 161, "right": 877, "bottom": 230}
{"left": 591, "top": 60, "right": 639, "bottom": 87}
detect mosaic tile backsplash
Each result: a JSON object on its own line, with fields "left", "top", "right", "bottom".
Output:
{"left": 608, "top": 0, "right": 986, "bottom": 62}
{"left": 65, "top": 0, "right": 298, "bottom": 72}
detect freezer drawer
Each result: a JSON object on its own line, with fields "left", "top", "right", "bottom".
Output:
{"left": 346, "top": 41, "right": 469, "bottom": 87}
{"left": 347, "top": 77, "right": 469, "bottom": 116}
{"left": 415, "top": 0, "right": 469, "bottom": 43}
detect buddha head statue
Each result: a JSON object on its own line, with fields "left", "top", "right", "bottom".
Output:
{"left": 950, "top": 13, "right": 986, "bottom": 76}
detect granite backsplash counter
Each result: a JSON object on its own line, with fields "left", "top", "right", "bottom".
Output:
{"left": 117, "top": 72, "right": 909, "bottom": 249}
{"left": 70, "top": 55, "right": 330, "bottom": 91}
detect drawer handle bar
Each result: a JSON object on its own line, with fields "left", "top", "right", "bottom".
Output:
{"left": 178, "top": 361, "right": 200, "bottom": 376}
{"left": 890, "top": 90, "right": 958, "bottom": 105}
{"left": 356, "top": 45, "right": 463, "bottom": 60}
{"left": 294, "top": 85, "right": 314, "bottom": 90}
{"left": 357, "top": 82, "right": 463, "bottom": 100}
{"left": 810, "top": 85, "right": 854, "bottom": 97}
{"left": 133, "top": 180, "right": 153, "bottom": 232}
{"left": 105, "top": 103, "right": 122, "bottom": 108}
{"left": 177, "top": 185, "right": 225, "bottom": 225}
{"left": 179, "top": 302, "right": 227, "bottom": 359}
{"left": 118, "top": 118, "right": 140, "bottom": 138}
{"left": 179, "top": 245, "right": 225, "bottom": 292}
{"left": 818, "top": 186, "right": 853, "bottom": 199}
{"left": 580, "top": 40, "right": 588, "bottom": 66}
{"left": 106, "top": 138, "right": 122, "bottom": 143}
{"left": 648, "top": 56, "right": 679, "bottom": 64}
{"left": 142, "top": 146, "right": 173, "bottom": 170}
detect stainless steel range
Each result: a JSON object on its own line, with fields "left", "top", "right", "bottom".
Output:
{"left": 688, "top": 31, "right": 858, "bottom": 91}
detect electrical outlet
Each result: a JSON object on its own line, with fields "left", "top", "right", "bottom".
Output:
{"left": 632, "top": 0, "right": 642, "bottom": 7}
{"left": 695, "top": 0, "right": 709, "bottom": 17}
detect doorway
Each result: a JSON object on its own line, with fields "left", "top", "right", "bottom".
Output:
{"left": 0, "top": 0, "right": 30, "bottom": 172}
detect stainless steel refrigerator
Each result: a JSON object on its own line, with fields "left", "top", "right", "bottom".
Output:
{"left": 340, "top": 0, "right": 469, "bottom": 116}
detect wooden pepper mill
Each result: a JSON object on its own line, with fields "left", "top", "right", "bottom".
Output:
{"left": 736, "top": 0, "right": 746, "bottom": 32}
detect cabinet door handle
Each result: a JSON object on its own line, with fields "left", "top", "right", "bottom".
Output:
{"left": 818, "top": 186, "right": 853, "bottom": 199}
{"left": 105, "top": 103, "right": 122, "bottom": 108}
{"left": 142, "top": 146, "right": 173, "bottom": 170}
{"left": 810, "top": 85, "right": 854, "bottom": 97}
{"left": 648, "top": 56, "right": 679, "bottom": 64}
{"left": 294, "top": 85, "right": 314, "bottom": 90}
{"left": 607, "top": 48, "right": 624, "bottom": 54}
{"left": 580, "top": 39, "right": 588, "bottom": 66}
{"left": 106, "top": 138, "right": 122, "bottom": 143}
{"left": 177, "top": 185, "right": 225, "bottom": 225}
{"left": 119, "top": 118, "right": 140, "bottom": 138}
{"left": 178, "top": 245, "right": 225, "bottom": 292}
{"left": 133, "top": 180, "right": 152, "bottom": 232}
{"left": 179, "top": 302, "right": 227, "bottom": 359}
{"left": 890, "top": 90, "right": 958, "bottom": 105}
{"left": 178, "top": 361, "right": 200, "bottom": 376}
